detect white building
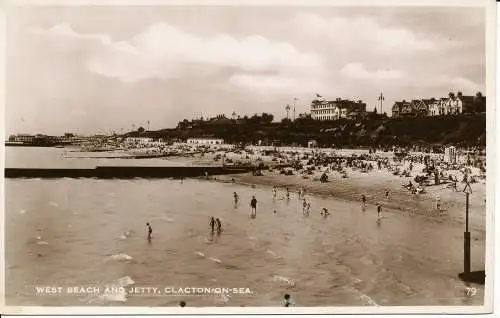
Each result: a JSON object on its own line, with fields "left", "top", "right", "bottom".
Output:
{"left": 125, "top": 137, "right": 154, "bottom": 144}
{"left": 9, "top": 134, "right": 35, "bottom": 143}
{"left": 187, "top": 138, "right": 224, "bottom": 145}
{"left": 444, "top": 146, "right": 457, "bottom": 164}
{"left": 310, "top": 98, "right": 366, "bottom": 121}
{"left": 311, "top": 101, "right": 343, "bottom": 121}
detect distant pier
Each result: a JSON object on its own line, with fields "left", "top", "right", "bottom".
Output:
{"left": 5, "top": 166, "right": 252, "bottom": 179}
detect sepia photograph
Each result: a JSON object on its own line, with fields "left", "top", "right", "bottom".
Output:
{"left": 1, "top": 0, "right": 496, "bottom": 314}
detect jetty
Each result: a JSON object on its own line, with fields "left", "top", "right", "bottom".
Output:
{"left": 5, "top": 166, "right": 252, "bottom": 179}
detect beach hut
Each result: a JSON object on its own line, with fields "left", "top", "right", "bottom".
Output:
{"left": 444, "top": 146, "right": 457, "bottom": 164}
{"left": 308, "top": 140, "right": 318, "bottom": 148}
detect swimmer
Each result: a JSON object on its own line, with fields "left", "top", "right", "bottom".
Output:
{"left": 283, "top": 294, "right": 295, "bottom": 307}
{"left": 321, "top": 208, "right": 330, "bottom": 217}
{"left": 286, "top": 187, "right": 290, "bottom": 200}
{"left": 179, "top": 301, "right": 186, "bottom": 307}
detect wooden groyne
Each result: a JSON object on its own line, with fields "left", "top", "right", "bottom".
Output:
{"left": 4, "top": 166, "right": 252, "bottom": 179}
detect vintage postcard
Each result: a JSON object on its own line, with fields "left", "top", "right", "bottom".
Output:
{"left": 1, "top": 0, "right": 496, "bottom": 315}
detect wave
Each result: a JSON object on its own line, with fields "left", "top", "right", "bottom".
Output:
{"left": 19, "top": 209, "right": 27, "bottom": 215}
{"left": 347, "top": 286, "right": 379, "bottom": 306}
{"left": 110, "top": 253, "right": 133, "bottom": 262}
{"left": 119, "top": 230, "right": 133, "bottom": 240}
{"left": 208, "top": 257, "right": 222, "bottom": 264}
{"left": 159, "top": 216, "right": 175, "bottom": 223}
{"left": 194, "top": 251, "right": 205, "bottom": 258}
{"left": 266, "top": 250, "right": 281, "bottom": 259}
{"left": 49, "top": 201, "right": 59, "bottom": 207}
{"left": 37, "top": 241, "right": 49, "bottom": 245}
{"left": 94, "top": 276, "right": 135, "bottom": 303}
{"left": 272, "top": 275, "right": 296, "bottom": 287}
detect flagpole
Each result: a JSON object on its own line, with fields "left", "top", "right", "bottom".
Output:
{"left": 293, "top": 98, "right": 297, "bottom": 121}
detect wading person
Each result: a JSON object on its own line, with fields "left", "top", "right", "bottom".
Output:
{"left": 361, "top": 194, "right": 366, "bottom": 210}
{"left": 209, "top": 217, "right": 216, "bottom": 233}
{"left": 146, "top": 223, "right": 152, "bottom": 241}
{"left": 216, "top": 218, "right": 223, "bottom": 234}
{"left": 272, "top": 186, "right": 277, "bottom": 198}
{"left": 250, "top": 196, "right": 257, "bottom": 217}
{"left": 376, "top": 204, "right": 382, "bottom": 219}
{"left": 233, "top": 192, "right": 239, "bottom": 206}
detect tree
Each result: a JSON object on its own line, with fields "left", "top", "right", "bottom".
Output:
{"left": 261, "top": 113, "right": 274, "bottom": 123}
{"left": 137, "top": 126, "right": 145, "bottom": 133}
{"left": 373, "top": 107, "right": 378, "bottom": 114}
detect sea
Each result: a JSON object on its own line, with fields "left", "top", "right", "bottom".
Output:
{"left": 4, "top": 147, "right": 486, "bottom": 307}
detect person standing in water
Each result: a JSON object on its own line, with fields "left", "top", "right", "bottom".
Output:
{"left": 302, "top": 198, "right": 308, "bottom": 216}
{"left": 209, "top": 217, "right": 216, "bottom": 233}
{"left": 215, "top": 218, "right": 223, "bottom": 234}
{"left": 272, "top": 186, "right": 277, "bottom": 198}
{"left": 361, "top": 194, "right": 366, "bottom": 210}
{"left": 146, "top": 223, "right": 152, "bottom": 241}
{"left": 286, "top": 187, "right": 290, "bottom": 200}
{"left": 250, "top": 196, "right": 257, "bottom": 217}
{"left": 385, "top": 190, "right": 389, "bottom": 199}
{"left": 376, "top": 204, "right": 382, "bottom": 218}
{"left": 233, "top": 192, "right": 239, "bottom": 206}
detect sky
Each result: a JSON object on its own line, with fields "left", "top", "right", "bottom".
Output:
{"left": 5, "top": 5, "right": 486, "bottom": 136}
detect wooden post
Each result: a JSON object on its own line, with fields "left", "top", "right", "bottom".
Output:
{"left": 464, "top": 192, "right": 471, "bottom": 274}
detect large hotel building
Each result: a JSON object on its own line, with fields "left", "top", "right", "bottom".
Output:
{"left": 310, "top": 98, "right": 367, "bottom": 121}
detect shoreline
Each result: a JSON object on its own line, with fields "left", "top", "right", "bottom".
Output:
{"left": 210, "top": 170, "right": 486, "bottom": 235}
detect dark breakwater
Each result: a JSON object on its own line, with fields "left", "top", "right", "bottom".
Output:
{"left": 4, "top": 166, "right": 251, "bottom": 179}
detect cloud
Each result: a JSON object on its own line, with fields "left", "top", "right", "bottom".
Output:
{"left": 31, "top": 22, "right": 324, "bottom": 84}
{"left": 291, "top": 12, "right": 435, "bottom": 54}
{"left": 341, "top": 62, "right": 403, "bottom": 80}
{"left": 435, "top": 75, "right": 481, "bottom": 94}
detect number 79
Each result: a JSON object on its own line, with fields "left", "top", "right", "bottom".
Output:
{"left": 465, "top": 287, "right": 477, "bottom": 296}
